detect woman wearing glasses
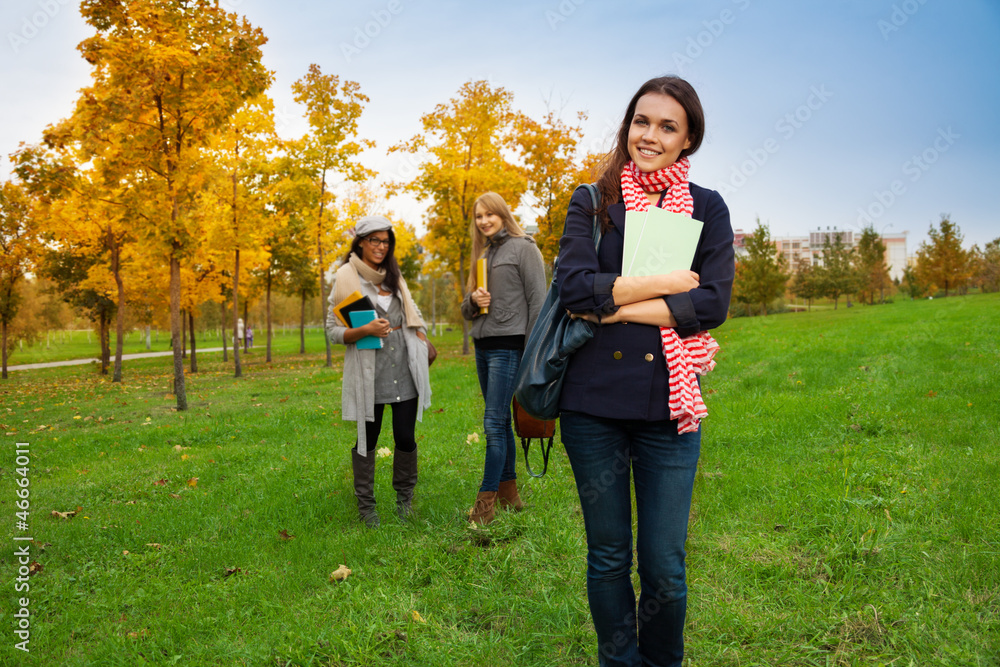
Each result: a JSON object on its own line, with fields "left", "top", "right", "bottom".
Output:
{"left": 461, "top": 193, "right": 546, "bottom": 525}
{"left": 327, "top": 216, "right": 432, "bottom": 528}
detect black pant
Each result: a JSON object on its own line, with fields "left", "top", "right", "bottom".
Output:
{"left": 355, "top": 398, "right": 418, "bottom": 453}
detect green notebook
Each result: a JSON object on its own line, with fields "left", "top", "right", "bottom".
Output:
{"left": 622, "top": 207, "right": 704, "bottom": 277}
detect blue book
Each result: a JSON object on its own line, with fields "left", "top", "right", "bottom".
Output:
{"left": 348, "top": 310, "right": 383, "bottom": 350}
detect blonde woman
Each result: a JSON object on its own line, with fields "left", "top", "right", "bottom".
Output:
{"left": 460, "top": 193, "right": 546, "bottom": 524}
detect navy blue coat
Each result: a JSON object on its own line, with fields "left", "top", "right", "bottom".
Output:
{"left": 557, "top": 183, "right": 735, "bottom": 421}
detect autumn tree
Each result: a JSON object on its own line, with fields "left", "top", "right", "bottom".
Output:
{"left": 205, "top": 96, "right": 280, "bottom": 376}
{"left": 915, "top": 215, "right": 973, "bottom": 296}
{"left": 789, "top": 255, "right": 819, "bottom": 311}
{"left": 257, "top": 151, "right": 315, "bottom": 355}
{"left": 391, "top": 80, "right": 527, "bottom": 353}
{"left": 518, "top": 110, "right": 588, "bottom": 267}
{"left": 732, "top": 218, "right": 788, "bottom": 316}
{"left": 816, "top": 231, "right": 855, "bottom": 309}
{"left": 60, "top": 0, "right": 271, "bottom": 409}
{"left": 853, "top": 224, "right": 891, "bottom": 305}
{"left": 0, "top": 181, "right": 40, "bottom": 379}
{"left": 973, "top": 238, "right": 1000, "bottom": 293}
{"left": 899, "top": 265, "right": 928, "bottom": 300}
{"left": 291, "top": 64, "right": 373, "bottom": 368}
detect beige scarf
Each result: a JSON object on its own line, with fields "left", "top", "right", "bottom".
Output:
{"left": 334, "top": 253, "right": 425, "bottom": 328}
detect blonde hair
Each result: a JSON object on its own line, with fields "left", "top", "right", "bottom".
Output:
{"left": 466, "top": 192, "right": 525, "bottom": 292}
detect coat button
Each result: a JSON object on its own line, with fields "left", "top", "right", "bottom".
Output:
{"left": 645, "top": 353, "right": 654, "bottom": 362}
{"left": 613, "top": 351, "right": 622, "bottom": 360}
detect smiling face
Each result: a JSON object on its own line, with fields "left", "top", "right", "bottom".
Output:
{"left": 474, "top": 203, "right": 504, "bottom": 238}
{"left": 627, "top": 92, "right": 693, "bottom": 173}
{"left": 360, "top": 231, "right": 391, "bottom": 269}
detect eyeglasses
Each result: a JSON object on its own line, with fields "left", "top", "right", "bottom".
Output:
{"left": 365, "top": 236, "right": 390, "bottom": 248}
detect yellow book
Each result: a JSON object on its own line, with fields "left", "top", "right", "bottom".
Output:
{"left": 476, "top": 257, "right": 489, "bottom": 314}
{"left": 333, "top": 290, "right": 370, "bottom": 327}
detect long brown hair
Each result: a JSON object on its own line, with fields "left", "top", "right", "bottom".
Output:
{"left": 342, "top": 228, "right": 402, "bottom": 295}
{"left": 465, "top": 192, "right": 526, "bottom": 292}
{"left": 594, "top": 76, "right": 705, "bottom": 230}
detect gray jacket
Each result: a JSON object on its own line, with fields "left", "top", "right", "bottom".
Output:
{"left": 461, "top": 231, "right": 547, "bottom": 341}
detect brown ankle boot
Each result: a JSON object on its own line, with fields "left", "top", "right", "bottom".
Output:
{"left": 497, "top": 479, "right": 524, "bottom": 511}
{"left": 468, "top": 491, "right": 497, "bottom": 525}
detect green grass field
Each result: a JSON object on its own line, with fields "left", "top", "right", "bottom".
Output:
{"left": 2, "top": 294, "right": 998, "bottom": 666}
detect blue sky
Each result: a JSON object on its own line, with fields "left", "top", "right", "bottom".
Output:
{"left": 2, "top": 0, "right": 998, "bottom": 252}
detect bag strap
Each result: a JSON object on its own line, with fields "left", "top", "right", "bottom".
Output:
{"left": 579, "top": 183, "right": 602, "bottom": 249}
{"left": 553, "top": 184, "right": 603, "bottom": 276}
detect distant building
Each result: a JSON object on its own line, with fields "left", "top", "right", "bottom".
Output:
{"left": 735, "top": 226, "right": 908, "bottom": 281}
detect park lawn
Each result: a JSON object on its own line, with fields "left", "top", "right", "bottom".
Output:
{"left": 5, "top": 325, "right": 330, "bottom": 367}
{"left": 1, "top": 294, "right": 998, "bottom": 666}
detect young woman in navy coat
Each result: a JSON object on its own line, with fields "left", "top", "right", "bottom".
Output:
{"left": 556, "top": 76, "right": 735, "bottom": 667}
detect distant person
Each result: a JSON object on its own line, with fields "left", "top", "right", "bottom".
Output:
{"left": 326, "top": 216, "right": 432, "bottom": 527}
{"left": 556, "top": 76, "right": 735, "bottom": 666}
{"left": 235, "top": 317, "right": 244, "bottom": 348}
{"left": 247, "top": 324, "right": 254, "bottom": 349}
{"left": 460, "top": 192, "right": 546, "bottom": 525}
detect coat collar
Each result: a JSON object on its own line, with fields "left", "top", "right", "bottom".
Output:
{"left": 486, "top": 228, "right": 511, "bottom": 247}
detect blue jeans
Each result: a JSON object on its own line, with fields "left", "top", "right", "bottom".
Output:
{"left": 474, "top": 347, "right": 521, "bottom": 492}
{"left": 560, "top": 411, "right": 701, "bottom": 667}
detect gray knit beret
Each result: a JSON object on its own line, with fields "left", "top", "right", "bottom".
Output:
{"left": 355, "top": 216, "right": 393, "bottom": 237}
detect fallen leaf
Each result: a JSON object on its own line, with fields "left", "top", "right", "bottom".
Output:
{"left": 145, "top": 543, "right": 161, "bottom": 549}
{"left": 153, "top": 479, "right": 167, "bottom": 486}
{"left": 169, "top": 493, "right": 181, "bottom": 499}
{"left": 377, "top": 447, "right": 392, "bottom": 458}
{"left": 411, "top": 610, "right": 425, "bottom": 623}
{"left": 173, "top": 444, "right": 189, "bottom": 451}
{"left": 466, "top": 433, "right": 480, "bottom": 444}
{"left": 329, "top": 564, "right": 352, "bottom": 582}
{"left": 187, "top": 477, "right": 198, "bottom": 487}
{"left": 224, "top": 567, "right": 242, "bottom": 577}
{"left": 27, "top": 561, "right": 43, "bottom": 575}
{"left": 51, "top": 510, "right": 77, "bottom": 520}
{"left": 278, "top": 529, "right": 295, "bottom": 541}
{"left": 122, "top": 550, "right": 130, "bottom": 555}
{"left": 927, "top": 390, "right": 937, "bottom": 397}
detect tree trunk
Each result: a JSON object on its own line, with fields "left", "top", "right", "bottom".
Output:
{"left": 300, "top": 289, "right": 306, "bottom": 354}
{"left": 318, "top": 175, "right": 332, "bottom": 367}
{"left": 112, "top": 240, "right": 125, "bottom": 383}
{"left": 169, "top": 253, "right": 188, "bottom": 410}
{"left": 1, "top": 320, "right": 8, "bottom": 380}
{"left": 100, "top": 314, "right": 110, "bottom": 375}
{"left": 181, "top": 308, "right": 187, "bottom": 358}
{"left": 233, "top": 248, "right": 242, "bottom": 378}
{"left": 188, "top": 310, "right": 198, "bottom": 373}
{"left": 243, "top": 300, "right": 249, "bottom": 352}
{"left": 221, "top": 300, "right": 228, "bottom": 363}
{"left": 145, "top": 325, "right": 151, "bottom": 350}
{"left": 266, "top": 266, "right": 273, "bottom": 363}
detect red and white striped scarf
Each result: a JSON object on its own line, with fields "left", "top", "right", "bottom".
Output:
{"left": 620, "top": 158, "right": 718, "bottom": 434}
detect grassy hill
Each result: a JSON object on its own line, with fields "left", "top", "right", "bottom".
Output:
{"left": 2, "top": 293, "right": 997, "bottom": 665}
